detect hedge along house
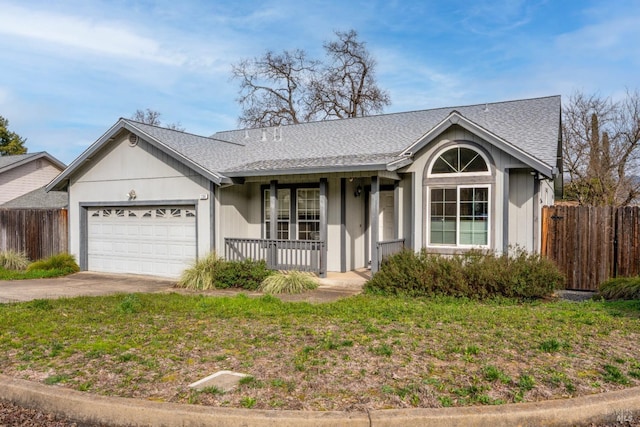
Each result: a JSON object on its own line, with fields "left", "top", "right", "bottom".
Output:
{"left": 47, "top": 96, "right": 562, "bottom": 279}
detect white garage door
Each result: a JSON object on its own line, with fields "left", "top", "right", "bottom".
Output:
{"left": 88, "top": 206, "right": 196, "bottom": 278}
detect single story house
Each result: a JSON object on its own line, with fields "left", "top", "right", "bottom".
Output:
{"left": 47, "top": 96, "right": 562, "bottom": 278}
{"left": 0, "top": 152, "right": 66, "bottom": 205}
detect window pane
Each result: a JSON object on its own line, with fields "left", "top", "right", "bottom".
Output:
{"left": 430, "top": 147, "right": 488, "bottom": 174}
{"left": 297, "top": 188, "right": 320, "bottom": 241}
{"left": 429, "top": 186, "right": 489, "bottom": 247}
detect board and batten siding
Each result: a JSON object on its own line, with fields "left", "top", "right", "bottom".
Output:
{"left": 68, "top": 134, "right": 213, "bottom": 265}
{"left": 404, "top": 125, "right": 541, "bottom": 253}
{"left": 0, "top": 160, "right": 63, "bottom": 204}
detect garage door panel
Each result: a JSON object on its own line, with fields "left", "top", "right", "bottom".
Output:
{"left": 88, "top": 206, "right": 196, "bottom": 278}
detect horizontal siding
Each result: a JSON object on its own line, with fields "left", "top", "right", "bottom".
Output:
{"left": 0, "top": 161, "right": 63, "bottom": 204}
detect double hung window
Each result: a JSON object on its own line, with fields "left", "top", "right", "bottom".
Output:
{"left": 264, "top": 187, "right": 320, "bottom": 240}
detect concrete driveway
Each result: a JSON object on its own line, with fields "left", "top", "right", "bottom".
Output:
{"left": 0, "top": 272, "right": 177, "bottom": 303}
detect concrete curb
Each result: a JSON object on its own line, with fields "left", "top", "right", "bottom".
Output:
{"left": 2, "top": 374, "right": 639, "bottom": 426}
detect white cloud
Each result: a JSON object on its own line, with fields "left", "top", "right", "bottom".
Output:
{"left": 0, "top": 2, "right": 185, "bottom": 65}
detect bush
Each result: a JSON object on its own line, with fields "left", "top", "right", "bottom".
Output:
{"left": 259, "top": 271, "right": 318, "bottom": 294}
{"left": 598, "top": 277, "right": 640, "bottom": 300}
{"left": 177, "top": 252, "right": 224, "bottom": 290}
{"left": 364, "top": 248, "right": 564, "bottom": 300}
{"left": 0, "top": 250, "right": 30, "bottom": 270}
{"left": 214, "top": 259, "right": 273, "bottom": 290}
{"left": 27, "top": 253, "right": 80, "bottom": 274}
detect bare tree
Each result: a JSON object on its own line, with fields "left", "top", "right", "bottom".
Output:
{"left": 563, "top": 90, "right": 640, "bottom": 206}
{"left": 130, "top": 108, "right": 185, "bottom": 131}
{"left": 231, "top": 30, "right": 390, "bottom": 128}
{"left": 232, "top": 50, "right": 319, "bottom": 128}
{"left": 312, "top": 30, "right": 390, "bottom": 120}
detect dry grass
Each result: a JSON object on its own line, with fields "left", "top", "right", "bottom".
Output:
{"left": 0, "top": 293, "right": 639, "bottom": 411}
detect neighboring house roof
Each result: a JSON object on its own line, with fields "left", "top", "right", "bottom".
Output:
{"left": 47, "top": 96, "right": 561, "bottom": 191}
{"left": 1, "top": 186, "right": 68, "bottom": 209}
{"left": 0, "top": 152, "right": 66, "bottom": 174}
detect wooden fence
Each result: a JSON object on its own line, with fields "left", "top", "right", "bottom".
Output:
{"left": 0, "top": 209, "right": 68, "bottom": 262}
{"left": 541, "top": 205, "right": 640, "bottom": 291}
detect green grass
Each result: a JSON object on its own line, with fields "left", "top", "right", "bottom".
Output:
{"left": 0, "top": 267, "right": 72, "bottom": 280}
{"left": 0, "top": 293, "right": 638, "bottom": 411}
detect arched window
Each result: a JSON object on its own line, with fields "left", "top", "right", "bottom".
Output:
{"left": 430, "top": 147, "right": 489, "bottom": 175}
{"left": 427, "top": 146, "right": 491, "bottom": 247}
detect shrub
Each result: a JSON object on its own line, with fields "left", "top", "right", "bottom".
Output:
{"left": 0, "top": 250, "right": 30, "bottom": 270}
{"left": 177, "top": 252, "right": 224, "bottom": 290}
{"left": 365, "top": 248, "right": 564, "bottom": 300}
{"left": 214, "top": 259, "right": 273, "bottom": 290}
{"left": 259, "top": 271, "right": 318, "bottom": 294}
{"left": 598, "top": 277, "right": 640, "bottom": 300}
{"left": 27, "top": 253, "right": 80, "bottom": 274}
{"left": 364, "top": 249, "right": 468, "bottom": 297}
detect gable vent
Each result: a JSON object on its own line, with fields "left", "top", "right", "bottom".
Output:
{"left": 128, "top": 134, "right": 139, "bottom": 146}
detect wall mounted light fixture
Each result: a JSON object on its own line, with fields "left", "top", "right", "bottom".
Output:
{"left": 127, "top": 190, "right": 137, "bottom": 200}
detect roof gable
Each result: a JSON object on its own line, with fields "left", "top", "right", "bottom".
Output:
{"left": 0, "top": 152, "right": 65, "bottom": 174}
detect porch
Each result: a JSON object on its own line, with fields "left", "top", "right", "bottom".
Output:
{"left": 224, "top": 237, "right": 404, "bottom": 276}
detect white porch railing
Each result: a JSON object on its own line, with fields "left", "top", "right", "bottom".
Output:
{"left": 224, "top": 238, "right": 326, "bottom": 275}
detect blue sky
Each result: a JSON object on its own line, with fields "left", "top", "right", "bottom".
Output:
{"left": 1, "top": 0, "right": 639, "bottom": 164}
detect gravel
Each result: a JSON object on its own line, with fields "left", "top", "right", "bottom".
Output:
{"left": 0, "top": 400, "right": 109, "bottom": 427}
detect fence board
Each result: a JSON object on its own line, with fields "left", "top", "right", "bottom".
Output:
{"left": 0, "top": 209, "right": 68, "bottom": 262}
{"left": 541, "top": 205, "right": 638, "bottom": 291}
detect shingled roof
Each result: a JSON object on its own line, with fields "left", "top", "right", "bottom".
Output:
{"left": 48, "top": 95, "right": 561, "bottom": 190}
{"left": 213, "top": 95, "right": 561, "bottom": 176}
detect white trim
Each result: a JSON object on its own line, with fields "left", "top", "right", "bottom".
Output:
{"left": 427, "top": 143, "right": 492, "bottom": 178}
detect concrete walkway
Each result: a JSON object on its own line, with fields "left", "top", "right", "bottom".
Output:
{"left": 0, "top": 272, "right": 177, "bottom": 303}
{"left": 0, "top": 270, "right": 367, "bottom": 304}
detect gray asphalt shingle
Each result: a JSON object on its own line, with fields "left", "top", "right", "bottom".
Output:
{"left": 124, "top": 96, "right": 561, "bottom": 178}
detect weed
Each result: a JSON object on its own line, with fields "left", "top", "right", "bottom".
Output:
{"left": 117, "top": 294, "right": 143, "bottom": 314}
{"left": 602, "top": 364, "right": 629, "bottom": 385}
{"left": 371, "top": 344, "right": 393, "bottom": 357}
{"left": 482, "top": 365, "right": 511, "bottom": 384}
{"left": 240, "top": 396, "right": 257, "bottom": 408}
{"left": 464, "top": 345, "right": 480, "bottom": 356}
{"left": 30, "top": 299, "right": 53, "bottom": 310}
{"left": 438, "top": 396, "right": 453, "bottom": 407}
{"left": 539, "top": 338, "right": 569, "bottom": 353}
{"left": 44, "top": 374, "right": 68, "bottom": 385}
{"left": 518, "top": 374, "right": 535, "bottom": 391}
{"left": 200, "top": 386, "right": 225, "bottom": 395}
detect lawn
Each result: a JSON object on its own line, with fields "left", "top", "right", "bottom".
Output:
{"left": 0, "top": 293, "right": 639, "bottom": 411}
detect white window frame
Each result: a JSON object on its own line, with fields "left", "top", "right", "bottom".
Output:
{"left": 427, "top": 185, "right": 491, "bottom": 248}
{"left": 427, "top": 145, "right": 492, "bottom": 178}
{"left": 296, "top": 188, "right": 321, "bottom": 240}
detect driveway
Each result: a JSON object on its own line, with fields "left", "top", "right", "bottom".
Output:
{"left": 0, "top": 272, "right": 176, "bottom": 303}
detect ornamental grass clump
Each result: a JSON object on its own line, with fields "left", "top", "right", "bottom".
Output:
{"left": 0, "top": 250, "right": 30, "bottom": 271}
{"left": 27, "top": 253, "right": 80, "bottom": 274}
{"left": 259, "top": 271, "right": 318, "bottom": 294}
{"left": 598, "top": 277, "right": 640, "bottom": 300}
{"left": 177, "top": 252, "right": 224, "bottom": 290}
